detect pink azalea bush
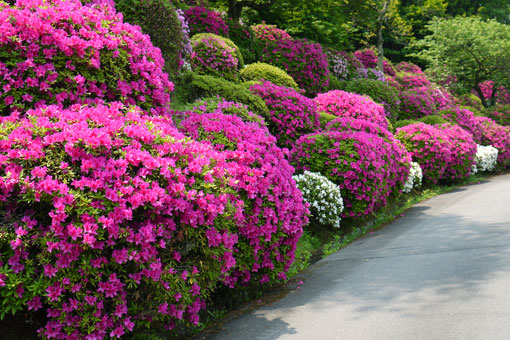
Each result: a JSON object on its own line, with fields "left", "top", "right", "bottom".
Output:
{"left": 258, "top": 35, "right": 329, "bottom": 96}
{"left": 477, "top": 80, "right": 510, "bottom": 105}
{"left": 393, "top": 72, "right": 432, "bottom": 90}
{"left": 0, "top": 103, "right": 241, "bottom": 338}
{"left": 398, "top": 86, "right": 439, "bottom": 119}
{"left": 395, "top": 62, "right": 424, "bottom": 75}
{"left": 354, "top": 48, "right": 396, "bottom": 76}
{"left": 179, "top": 111, "right": 308, "bottom": 286}
{"left": 250, "top": 81, "right": 320, "bottom": 148}
{"left": 396, "top": 123, "right": 477, "bottom": 183}
{"left": 251, "top": 23, "right": 292, "bottom": 42}
{"left": 314, "top": 90, "right": 389, "bottom": 129}
{"left": 291, "top": 126, "right": 410, "bottom": 218}
{"left": 190, "top": 33, "right": 241, "bottom": 81}
{"left": 184, "top": 6, "right": 229, "bottom": 37}
{"left": 0, "top": 0, "right": 173, "bottom": 116}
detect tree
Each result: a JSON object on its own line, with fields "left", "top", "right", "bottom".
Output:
{"left": 413, "top": 16, "right": 510, "bottom": 107}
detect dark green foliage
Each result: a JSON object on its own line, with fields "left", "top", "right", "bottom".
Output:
{"left": 173, "top": 72, "right": 269, "bottom": 118}
{"left": 418, "top": 115, "right": 447, "bottom": 125}
{"left": 115, "top": 0, "right": 184, "bottom": 76}
{"left": 393, "top": 119, "right": 419, "bottom": 129}
{"left": 342, "top": 78, "right": 401, "bottom": 119}
{"left": 327, "top": 75, "right": 345, "bottom": 91}
{"left": 225, "top": 17, "right": 260, "bottom": 64}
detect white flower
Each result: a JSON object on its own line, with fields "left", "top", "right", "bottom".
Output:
{"left": 403, "top": 162, "right": 423, "bottom": 193}
{"left": 472, "top": 144, "right": 498, "bottom": 174}
{"left": 293, "top": 171, "right": 344, "bottom": 228}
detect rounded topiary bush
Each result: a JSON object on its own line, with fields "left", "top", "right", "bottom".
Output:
{"left": 314, "top": 90, "right": 389, "bottom": 129}
{"left": 341, "top": 78, "right": 400, "bottom": 119}
{"left": 240, "top": 62, "right": 298, "bottom": 89}
{"left": 178, "top": 111, "right": 308, "bottom": 285}
{"left": 0, "top": 103, "right": 251, "bottom": 338}
{"left": 418, "top": 115, "right": 447, "bottom": 125}
{"left": 250, "top": 81, "right": 320, "bottom": 148}
{"left": 258, "top": 36, "right": 329, "bottom": 96}
{"left": 184, "top": 6, "right": 229, "bottom": 37}
{"left": 190, "top": 33, "right": 243, "bottom": 81}
{"left": 114, "top": 0, "right": 184, "bottom": 75}
{"left": 251, "top": 23, "right": 292, "bottom": 42}
{"left": 393, "top": 119, "right": 419, "bottom": 129}
{"left": 396, "top": 123, "right": 477, "bottom": 183}
{"left": 0, "top": 0, "right": 173, "bottom": 116}
{"left": 184, "top": 97, "right": 265, "bottom": 125}
{"left": 292, "top": 126, "right": 411, "bottom": 217}
{"left": 398, "top": 86, "right": 438, "bottom": 120}
{"left": 225, "top": 17, "right": 258, "bottom": 64}
{"left": 175, "top": 73, "right": 269, "bottom": 118}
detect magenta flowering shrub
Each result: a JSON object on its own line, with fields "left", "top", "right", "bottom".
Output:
{"left": 0, "top": 0, "right": 173, "bottom": 116}
{"left": 477, "top": 80, "right": 510, "bottom": 105}
{"left": 396, "top": 123, "right": 477, "bottom": 183}
{"left": 250, "top": 81, "right": 320, "bottom": 148}
{"left": 314, "top": 90, "right": 389, "bottom": 129}
{"left": 0, "top": 103, "right": 256, "bottom": 338}
{"left": 251, "top": 23, "right": 292, "bottom": 42}
{"left": 178, "top": 111, "right": 308, "bottom": 285}
{"left": 190, "top": 33, "right": 240, "bottom": 81}
{"left": 258, "top": 37, "right": 329, "bottom": 96}
{"left": 394, "top": 72, "right": 432, "bottom": 90}
{"left": 184, "top": 6, "right": 229, "bottom": 37}
{"left": 486, "top": 104, "right": 510, "bottom": 126}
{"left": 354, "top": 48, "right": 396, "bottom": 76}
{"left": 395, "top": 62, "right": 424, "bottom": 75}
{"left": 398, "top": 86, "right": 439, "bottom": 119}
{"left": 291, "top": 128, "right": 409, "bottom": 217}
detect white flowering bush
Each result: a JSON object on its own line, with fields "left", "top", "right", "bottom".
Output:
{"left": 472, "top": 144, "right": 499, "bottom": 173}
{"left": 293, "top": 171, "right": 344, "bottom": 228}
{"left": 403, "top": 162, "right": 423, "bottom": 193}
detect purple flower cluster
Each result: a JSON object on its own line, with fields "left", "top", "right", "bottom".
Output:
{"left": 250, "top": 81, "right": 320, "bottom": 148}
{"left": 291, "top": 121, "right": 410, "bottom": 217}
{"left": 396, "top": 123, "right": 477, "bottom": 183}
{"left": 326, "top": 50, "right": 362, "bottom": 81}
{"left": 179, "top": 110, "right": 308, "bottom": 285}
{"left": 176, "top": 8, "right": 193, "bottom": 68}
{"left": 354, "top": 48, "right": 396, "bottom": 76}
{"left": 314, "top": 90, "right": 389, "bottom": 129}
{"left": 355, "top": 67, "right": 387, "bottom": 83}
{"left": 184, "top": 6, "right": 229, "bottom": 37}
{"left": 0, "top": 0, "right": 173, "bottom": 116}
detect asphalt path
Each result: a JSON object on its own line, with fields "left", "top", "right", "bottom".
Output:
{"left": 206, "top": 174, "right": 510, "bottom": 340}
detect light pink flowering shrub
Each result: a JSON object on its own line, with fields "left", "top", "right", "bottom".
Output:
{"left": 314, "top": 90, "right": 389, "bottom": 129}
{"left": 396, "top": 123, "right": 477, "bottom": 183}
{"left": 395, "top": 62, "right": 424, "bottom": 75}
{"left": 179, "top": 111, "right": 308, "bottom": 286}
{"left": 0, "top": 103, "right": 258, "bottom": 338}
{"left": 393, "top": 72, "right": 432, "bottom": 90}
{"left": 291, "top": 125, "right": 410, "bottom": 218}
{"left": 0, "top": 0, "right": 173, "bottom": 116}
{"left": 250, "top": 81, "right": 320, "bottom": 148}
{"left": 190, "top": 33, "right": 242, "bottom": 81}
{"left": 184, "top": 6, "right": 229, "bottom": 37}
{"left": 251, "top": 23, "right": 292, "bottom": 42}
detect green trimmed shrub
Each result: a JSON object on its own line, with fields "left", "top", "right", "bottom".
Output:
{"left": 327, "top": 75, "right": 345, "bottom": 91}
{"left": 183, "top": 97, "right": 265, "bottom": 126}
{"left": 240, "top": 62, "right": 298, "bottom": 89}
{"left": 115, "top": 0, "right": 184, "bottom": 75}
{"left": 190, "top": 33, "right": 243, "bottom": 81}
{"left": 418, "top": 115, "right": 447, "bottom": 125}
{"left": 342, "top": 78, "right": 400, "bottom": 119}
{"left": 174, "top": 72, "right": 269, "bottom": 118}
{"left": 318, "top": 111, "right": 338, "bottom": 129}
{"left": 225, "top": 17, "right": 259, "bottom": 64}
{"left": 393, "top": 119, "right": 419, "bottom": 129}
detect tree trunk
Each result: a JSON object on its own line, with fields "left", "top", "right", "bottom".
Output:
{"left": 474, "top": 85, "right": 489, "bottom": 108}
{"left": 377, "top": 21, "right": 384, "bottom": 72}
{"left": 228, "top": 0, "right": 242, "bottom": 22}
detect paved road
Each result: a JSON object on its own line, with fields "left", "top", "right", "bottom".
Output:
{"left": 206, "top": 174, "right": 510, "bottom": 340}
